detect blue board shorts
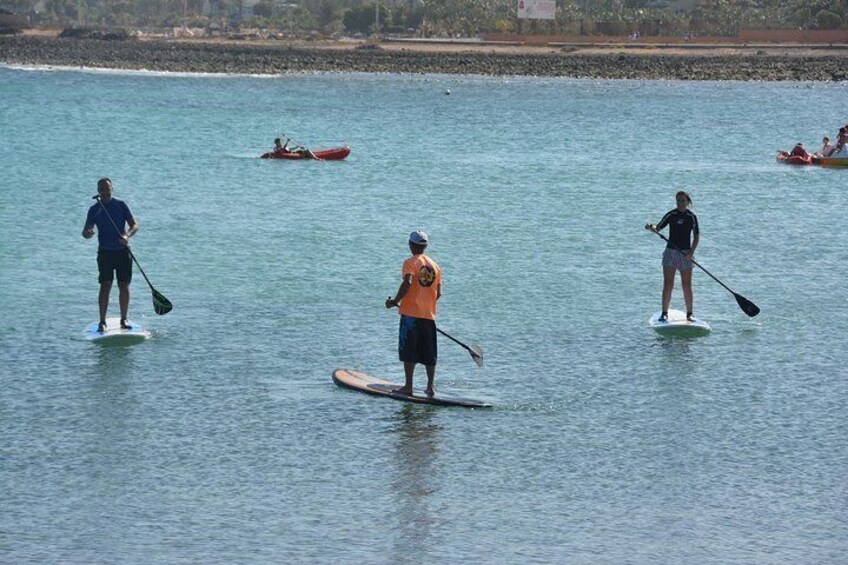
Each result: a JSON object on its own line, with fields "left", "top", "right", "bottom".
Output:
{"left": 97, "top": 248, "right": 132, "bottom": 284}
{"left": 662, "top": 247, "right": 694, "bottom": 271}
{"left": 398, "top": 315, "right": 437, "bottom": 366}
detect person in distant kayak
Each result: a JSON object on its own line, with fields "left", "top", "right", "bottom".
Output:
{"left": 385, "top": 230, "right": 442, "bottom": 396}
{"left": 815, "top": 136, "right": 834, "bottom": 157}
{"left": 645, "top": 191, "right": 699, "bottom": 322}
{"left": 274, "top": 137, "right": 320, "bottom": 160}
{"left": 789, "top": 143, "right": 810, "bottom": 158}
{"left": 82, "top": 178, "right": 139, "bottom": 332}
{"left": 834, "top": 128, "right": 847, "bottom": 155}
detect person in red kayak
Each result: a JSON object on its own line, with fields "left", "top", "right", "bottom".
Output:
{"left": 789, "top": 143, "right": 810, "bottom": 158}
{"left": 273, "top": 137, "right": 319, "bottom": 160}
{"left": 273, "top": 138, "right": 288, "bottom": 152}
{"left": 385, "top": 230, "right": 442, "bottom": 396}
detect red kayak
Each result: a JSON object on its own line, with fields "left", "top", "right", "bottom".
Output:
{"left": 776, "top": 150, "right": 812, "bottom": 165}
{"left": 261, "top": 146, "right": 350, "bottom": 161}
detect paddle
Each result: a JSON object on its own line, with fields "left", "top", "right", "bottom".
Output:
{"left": 281, "top": 133, "right": 322, "bottom": 161}
{"left": 648, "top": 229, "right": 760, "bottom": 317}
{"left": 93, "top": 196, "right": 173, "bottom": 315}
{"left": 385, "top": 297, "right": 483, "bottom": 366}
{"left": 436, "top": 327, "right": 484, "bottom": 367}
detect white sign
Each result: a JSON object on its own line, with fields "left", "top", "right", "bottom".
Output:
{"left": 517, "top": 0, "right": 556, "bottom": 20}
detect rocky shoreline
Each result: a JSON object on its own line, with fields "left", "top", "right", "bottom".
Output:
{"left": 2, "top": 35, "right": 847, "bottom": 81}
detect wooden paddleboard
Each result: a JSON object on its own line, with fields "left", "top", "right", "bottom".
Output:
{"left": 84, "top": 317, "right": 150, "bottom": 344}
{"left": 649, "top": 309, "right": 711, "bottom": 337}
{"left": 332, "top": 369, "right": 491, "bottom": 408}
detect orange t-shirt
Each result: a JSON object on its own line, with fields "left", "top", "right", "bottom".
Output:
{"left": 399, "top": 254, "right": 442, "bottom": 320}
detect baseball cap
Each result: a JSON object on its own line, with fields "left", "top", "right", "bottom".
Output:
{"left": 409, "top": 230, "right": 429, "bottom": 245}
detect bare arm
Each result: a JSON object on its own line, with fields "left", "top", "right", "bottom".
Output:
{"left": 686, "top": 232, "right": 699, "bottom": 259}
{"left": 123, "top": 218, "right": 139, "bottom": 244}
{"left": 386, "top": 275, "right": 412, "bottom": 309}
{"left": 646, "top": 213, "right": 670, "bottom": 233}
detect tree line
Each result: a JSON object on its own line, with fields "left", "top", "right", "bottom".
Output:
{"left": 1, "top": 0, "right": 845, "bottom": 38}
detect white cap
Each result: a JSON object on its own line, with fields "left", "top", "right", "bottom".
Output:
{"left": 409, "top": 230, "right": 429, "bottom": 246}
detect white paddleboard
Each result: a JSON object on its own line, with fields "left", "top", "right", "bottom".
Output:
{"left": 649, "top": 309, "right": 711, "bottom": 337}
{"left": 84, "top": 317, "right": 150, "bottom": 344}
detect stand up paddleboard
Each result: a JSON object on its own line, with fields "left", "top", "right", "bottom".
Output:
{"left": 332, "top": 369, "right": 491, "bottom": 408}
{"left": 649, "top": 309, "right": 711, "bottom": 337}
{"left": 84, "top": 317, "right": 150, "bottom": 344}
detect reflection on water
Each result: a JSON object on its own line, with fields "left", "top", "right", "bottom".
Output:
{"left": 94, "top": 342, "right": 139, "bottom": 376}
{"left": 388, "top": 405, "right": 443, "bottom": 563}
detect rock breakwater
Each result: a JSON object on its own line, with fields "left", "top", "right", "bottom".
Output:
{"left": 2, "top": 35, "right": 847, "bottom": 81}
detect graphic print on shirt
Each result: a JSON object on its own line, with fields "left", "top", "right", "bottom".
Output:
{"left": 418, "top": 264, "right": 436, "bottom": 287}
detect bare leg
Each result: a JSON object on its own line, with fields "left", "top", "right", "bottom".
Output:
{"left": 681, "top": 268, "right": 694, "bottom": 316}
{"left": 425, "top": 364, "right": 436, "bottom": 396}
{"left": 118, "top": 282, "right": 130, "bottom": 323}
{"left": 661, "top": 267, "right": 676, "bottom": 313}
{"left": 396, "top": 362, "right": 415, "bottom": 395}
{"left": 98, "top": 280, "right": 112, "bottom": 324}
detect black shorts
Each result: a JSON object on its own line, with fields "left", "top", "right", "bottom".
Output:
{"left": 398, "top": 315, "right": 437, "bottom": 366}
{"left": 97, "top": 249, "right": 132, "bottom": 284}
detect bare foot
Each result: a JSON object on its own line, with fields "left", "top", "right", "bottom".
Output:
{"left": 394, "top": 386, "right": 413, "bottom": 396}
{"left": 425, "top": 387, "right": 435, "bottom": 397}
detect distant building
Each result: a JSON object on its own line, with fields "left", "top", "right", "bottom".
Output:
{"left": 645, "top": 0, "right": 700, "bottom": 11}
{"left": 667, "top": 0, "right": 700, "bottom": 11}
{"left": 202, "top": 0, "right": 280, "bottom": 19}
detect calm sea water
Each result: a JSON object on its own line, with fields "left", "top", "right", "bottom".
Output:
{"left": 1, "top": 65, "right": 847, "bottom": 563}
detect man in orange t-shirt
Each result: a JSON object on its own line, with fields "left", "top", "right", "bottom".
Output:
{"left": 385, "top": 230, "right": 442, "bottom": 396}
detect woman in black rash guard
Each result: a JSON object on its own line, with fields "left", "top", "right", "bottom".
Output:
{"left": 645, "top": 191, "right": 700, "bottom": 322}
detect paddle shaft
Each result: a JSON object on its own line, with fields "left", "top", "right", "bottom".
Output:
{"left": 282, "top": 134, "right": 307, "bottom": 151}
{"left": 93, "top": 196, "right": 156, "bottom": 291}
{"left": 436, "top": 327, "right": 474, "bottom": 353}
{"left": 649, "top": 228, "right": 759, "bottom": 316}
{"left": 282, "top": 134, "right": 321, "bottom": 160}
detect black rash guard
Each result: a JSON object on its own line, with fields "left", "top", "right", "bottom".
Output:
{"left": 656, "top": 209, "right": 699, "bottom": 251}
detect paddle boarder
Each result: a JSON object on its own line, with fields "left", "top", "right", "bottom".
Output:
{"left": 385, "top": 230, "right": 442, "bottom": 396}
{"left": 82, "top": 178, "right": 139, "bottom": 332}
{"left": 645, "top": 191, "right": 699, "bottom": 322}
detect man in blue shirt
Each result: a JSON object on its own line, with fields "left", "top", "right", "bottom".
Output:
{"left": 82, "top": 178, "right": 139, "bottom": 332}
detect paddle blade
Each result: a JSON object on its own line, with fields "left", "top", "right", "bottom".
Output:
{"left": 735, "top": 293, "right": 760, "bottom": 317}
{"left": 152, "top": 289, "right": 173, "bottom": 315}
{"left": 469, "top": 345, "right": 483, "bottom": 367}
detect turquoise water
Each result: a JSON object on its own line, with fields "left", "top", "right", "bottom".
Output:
{"left": 2, "top": 65, "right": 847, "bottom": 563}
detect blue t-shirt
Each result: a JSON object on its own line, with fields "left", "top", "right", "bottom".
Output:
{"left": 85, "top": 199, "right": 134, "bottom": 251}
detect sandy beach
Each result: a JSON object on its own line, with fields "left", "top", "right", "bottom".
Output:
{"left": 2, "top": 31, "right": 847, "bottom": 81}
